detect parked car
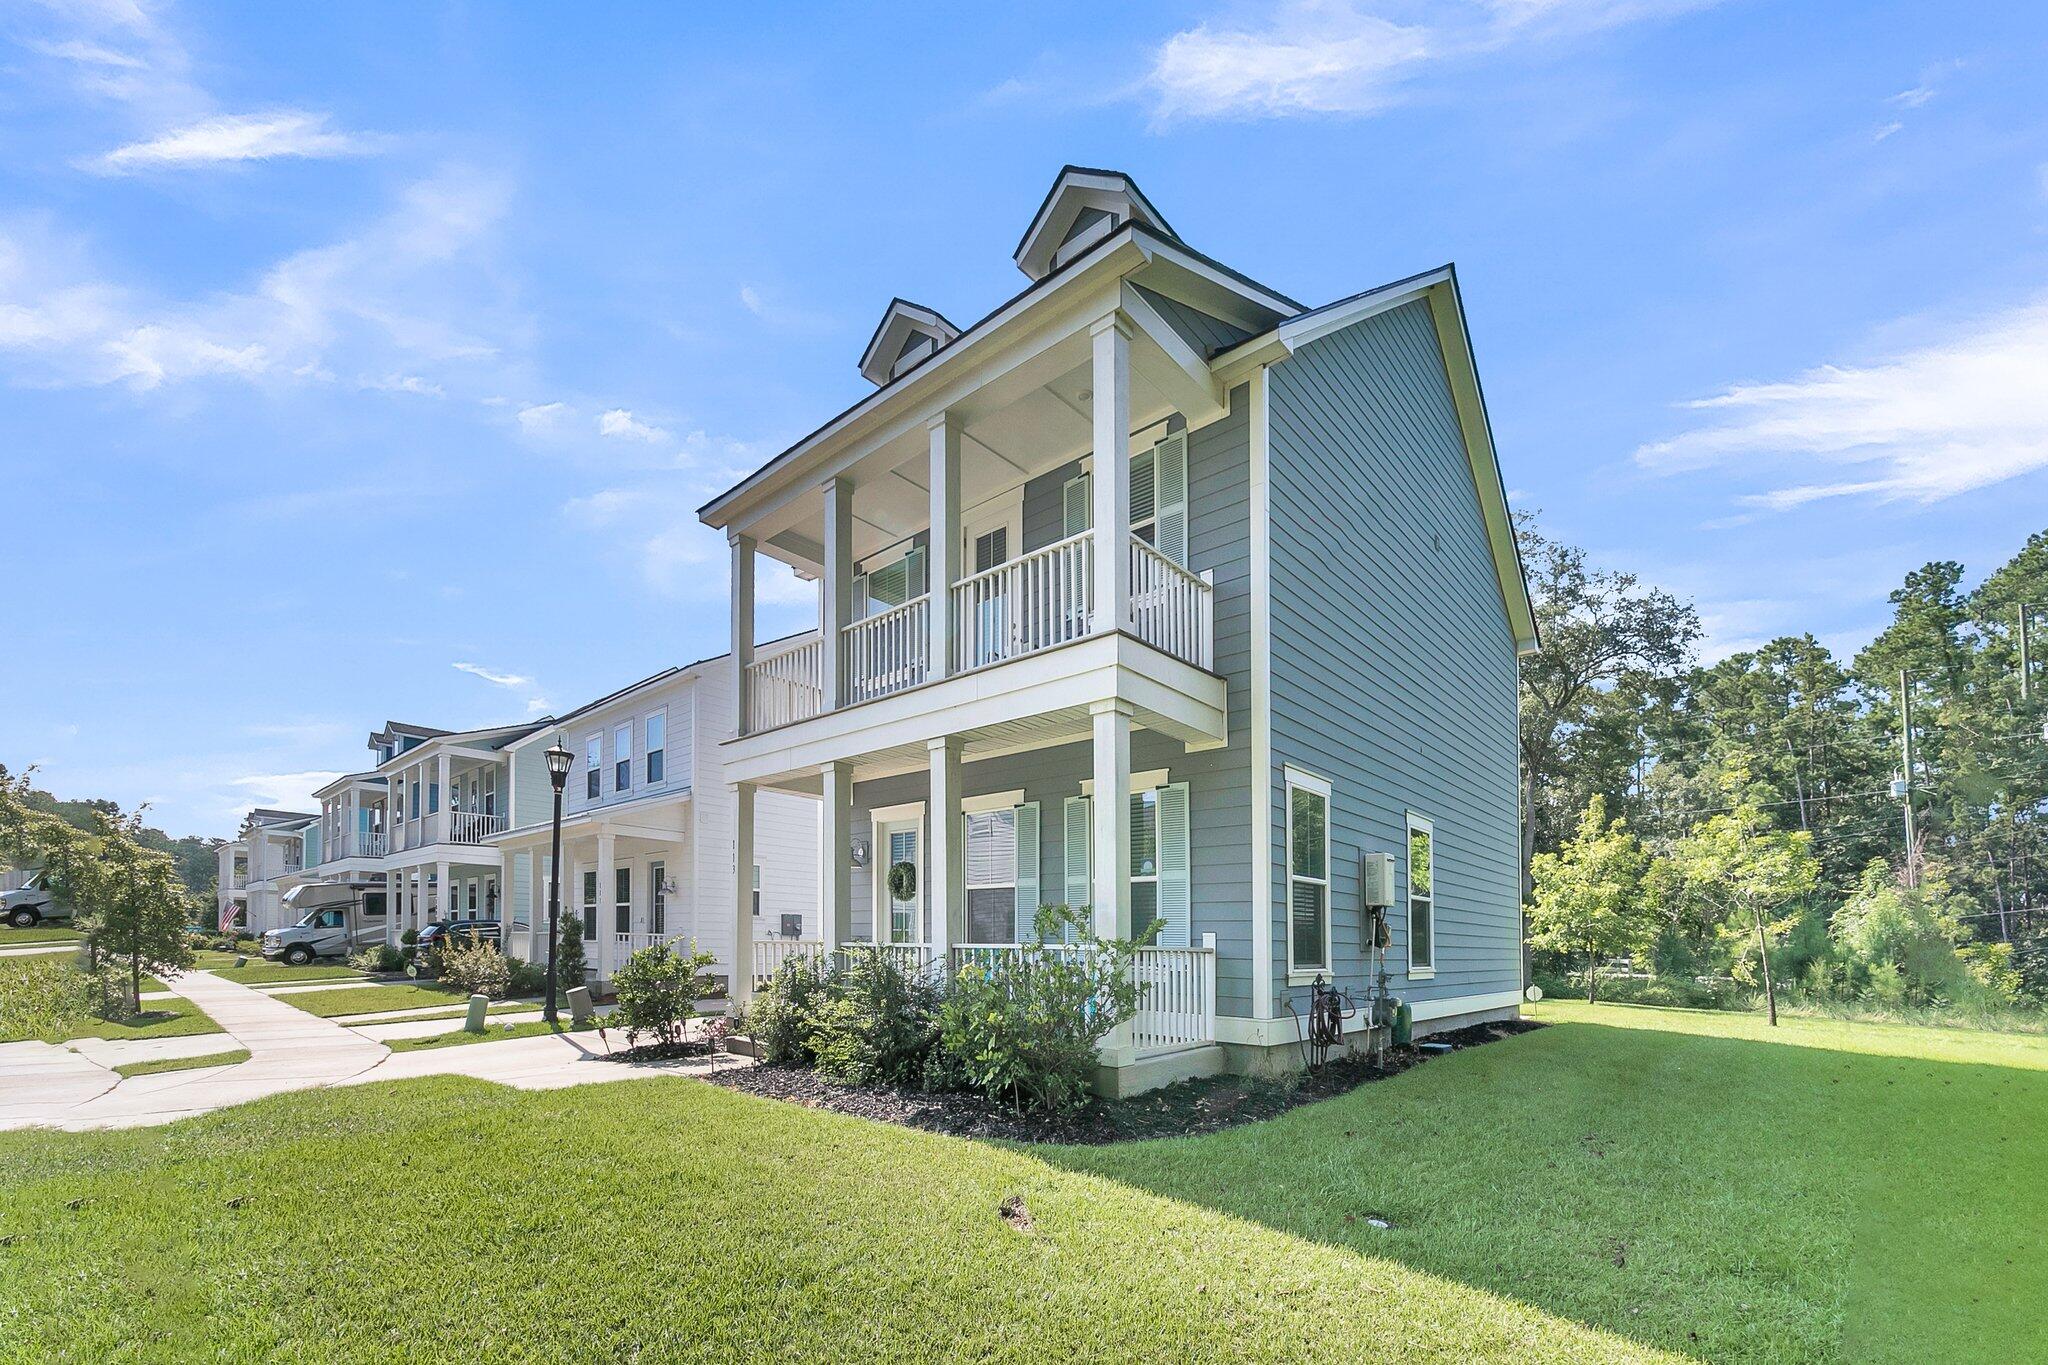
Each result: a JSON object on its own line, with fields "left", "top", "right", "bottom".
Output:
{"left": 415, "top": 918, "right": 503, "bottom": 960}
{"left": 2, "top": 869, "right": 71, "bottom": 928}
{"left": 260, "top": 882, "right": 387, "bottom": 964}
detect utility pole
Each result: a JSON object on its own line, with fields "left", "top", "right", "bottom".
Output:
{"left": 1899, "top": 668, "right": 1919, "bottom": 889}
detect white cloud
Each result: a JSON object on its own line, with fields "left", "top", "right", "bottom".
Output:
{"left": 1143, "top": 0, "right": 1712, "bottom": 122}
{"left": 95, "top": 110, "right": 373, "bottom": 173}
{"left": 1872, "top": 121, "right": 1903, "bottom": 143}
{"left": 739, "top": 284, "right": 765, "bottom": 315}
{"left": 1636, "top": 294, "right": 2048, "bottom": 509}
{"left": 516, "top": 400, "right": 567, "bottom": 433}
{"left": 28, "top": 38, "right": 147, "bottom": 68}
{"left": 230, "top": 770, "right": 343, "bottom": 815}
{"left": 598, "top": 408, "right": 667, "bottom": 442}
{"left": 454, "top": 662, "right": 534, "bottom": 689}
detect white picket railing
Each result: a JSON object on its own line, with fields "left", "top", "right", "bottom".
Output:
{"left": 946, "top": 938, "right": 1217, "bottom": 1057}
{"left": 949, "top": 530, "right": 1094, "bottom": 673}
{"left": 322, "top": 830, "right": 388, "bottom": 863}
{"left": 746, "top": 637, "right": 824, "bottom": 732}
{"left": 843, "top": 596, "right": 929, "bottom": 704}
{"left": 445, "top": 810, "right": 508, "bottom": 844}
{"left": 751, "top": 937, "right": 824, "bottom": 985}
{"left": 1128, "top": 535, "right": 1215, "bottom": 671}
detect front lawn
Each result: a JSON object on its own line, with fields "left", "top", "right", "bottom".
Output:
{"left": 0, "top": 925, "right": 84, "bottom": 946}
{"left": 187, "top": 952, "right": 369, "bottom": 987}
{"left": 275, "top": 982, "right": 529, "bottom": 1019}
{"left": 0, "top": 1002, "right": 2040, "bottom": 1361}
{"left": 50, "top": 994, "right": 224, "bottom": 1044}
{"left": 382, "top": 1019, "right": 600, "bottom": 1053}
{"left": 113, "top": 1047, "right": 251, "bottom": 1078}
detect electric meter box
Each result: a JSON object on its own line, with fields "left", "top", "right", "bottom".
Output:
{"left": 1360, "top": 852, "right": 1396, "bottom": 908}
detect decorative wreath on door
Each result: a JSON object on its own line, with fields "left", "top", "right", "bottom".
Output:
{"left": 886, "top": 860, "right": 917, "bottom": 902}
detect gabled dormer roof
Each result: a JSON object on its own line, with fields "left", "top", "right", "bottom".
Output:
{"left": 1013, "top": 166, "right": 1177, "bottom": 281}
{"left": 858, "top": 298, "right": 961, "bottom": 387}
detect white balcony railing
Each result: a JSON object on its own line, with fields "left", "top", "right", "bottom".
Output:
{"left": 751, "top": 937, "right": 825, "bottom": 986}
{"left": 746, "top": 637, "right": 824, "bottom": 733}
{"left": 1128, "top": 535, "right": 1215, "bottom": 671}
{"left": 322, "top": 830, "right": 388, "bottom": 862}
{"left": 445, "top": 810, "right": 508, "bottom": 845}
{"left": 950, "top": 530, "right": 1093, "bottom": 673}
{"left": 948, "top": 938, "right": 1217, "bottom": 1057}
{"left": 844, "top": 595, "right": 929, "bottom": 705}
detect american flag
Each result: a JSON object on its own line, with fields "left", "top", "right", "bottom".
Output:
{"left": 218, "top": 902, "right": 237, "bottom": 933}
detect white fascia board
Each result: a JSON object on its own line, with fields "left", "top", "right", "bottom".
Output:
{"left": 699, "top": 232, "right": 1151, "bottom": 532}
{"left": 1119, "top": 280, "right": 1226, "bottom": 425}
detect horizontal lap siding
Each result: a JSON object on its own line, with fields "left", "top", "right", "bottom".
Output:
{"left": 1268, "top": 301, "right": 1521, "bottom": 1014}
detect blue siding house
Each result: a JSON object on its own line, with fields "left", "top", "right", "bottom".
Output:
{"left": 699, "top": 166, "right": 1537, "bottom": 1091}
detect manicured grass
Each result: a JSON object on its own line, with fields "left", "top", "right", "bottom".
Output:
{"left": 187, "top": 952, "right": 368, "bottom": 987}
{"left": 0, "top": 924, "right": 83, "bottom": 945}
{"left": 113, "top": 1048, "right": 250, "bottom": 1078}
{"left": 382, "top": 1020, "right": 600, "bottom": 1053}
{"left": 337, "top": 999, "right": 536, "bottom": 1025}
{"left": 275, "top": 982, "right": 530, "bottom": 1019}
{"left": 0, "top": 1003, "right": 2041, "bottom": 1362}
{"left": 39, "top": 994, "right": 224, "bottom": 1044}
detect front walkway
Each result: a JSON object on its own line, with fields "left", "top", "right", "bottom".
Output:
{"left": 0, "top": 970, "right": 735, "bottom": 1132}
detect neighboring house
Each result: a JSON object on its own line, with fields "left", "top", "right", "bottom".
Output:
{"left": 491, "top": 649, "right": 820, "bottom": 990}
{"left": 217, "top": 808, "right": 319, "bottom": 934}
{"left": 698, "top": 166, "right": 1537, "bottom": 1092}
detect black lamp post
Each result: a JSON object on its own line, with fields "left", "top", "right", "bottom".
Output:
{"left": 542, "top": 736, "right": 574, "bottom": 1023}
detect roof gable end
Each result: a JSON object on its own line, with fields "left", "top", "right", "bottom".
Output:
{"left": 857, "top": 298, "right": 961, "bottom": 387}
{"left": 1013, "top": 166, "right": 1177, "bottom": 281}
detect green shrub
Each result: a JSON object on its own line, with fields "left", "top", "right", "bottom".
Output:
{"left": 744, "top": 951, "right": 828, "bottom": 1066}
{"left": 805, "top": 947, "right": 940, "bottom": 1087}
{"left": 0, "top": 956, "right": 93, "bottom": 1043}
{"left": 555, "top": 913, "right": 587, "bottom": 992}
{"left": 937, "top": 905, "right": 1151, "bottom": 1115}
{"left": 438, "top": 940, "right": 512, "bottom": 999}
{"left": 350, "top": 944, "right": 405, "bottom": 973}
{"left": 610, "top": 942, "right": 717, "bottom": 1047}
{"left": 505, "top": 955, "right": 548, "bottom": 996}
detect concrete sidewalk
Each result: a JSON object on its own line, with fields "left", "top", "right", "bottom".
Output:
{"left": 0, "top": 971, "right": 733, "bottom": 1131}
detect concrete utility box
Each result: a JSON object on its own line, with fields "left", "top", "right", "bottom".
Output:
{"left": 465, "top": 993, "right": 489, "bottom": 1033}
{"left": 567, "top": 985, "right": 594, "bottom": 1025}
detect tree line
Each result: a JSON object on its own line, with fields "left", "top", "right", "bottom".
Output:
{"left": 1520, "top": 519, "right": 2048, "bottom": 1020}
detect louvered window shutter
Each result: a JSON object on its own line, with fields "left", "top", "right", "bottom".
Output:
{"left": 1013, "top": 802, "right": 1040, "bottom": 941}
{"left": 906, "top": 545, "right": 927, "bottom": 598}
{"left": 1063, "top": 796, "right": 1091, "bottom": 914}
{"left": 1157, "top": 781, "right": 1191, "bottom": 948}
{"left": 1063, "top": 474, "right": 1092, "bottom": 537}
{"left": 851, "top": 571, "right": 869, "bottom": 620}
{"left": 1130, "top": 448, "right": 1157, "bottom": 528}
{"left": 1155, "top": 433, "right": 1188, "bottom": 568}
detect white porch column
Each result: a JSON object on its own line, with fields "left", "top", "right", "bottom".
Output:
{"left": 1089, "top": 312, "right": 1133, "bottom": 635}
{"left": 732, "top": 781, "right": 756, "bottom": 1004}
{"left": 927, "top": 736, "right": 963, "bottom": 959}
{"left": 1091, "top": 699, "right": 1135, "bottom": 1064}
{"left": 436, "top": 753, "right": 452, "bottom": 844}
{"left": 387, "top": 869, "right": 403, "bottom": 946}
{"left": 820, "top": 762, "right": 853, "bottom": 950}
{"left": 596, "top": 831, "right": 616, "bottom": 977}
{"left": 1089, "top": 700, "right": 1133, "bottom": 941}
{"left": 821, "top": 477, "right": 852, "bottom": 711}
{"left": 730, "top": 531, "right": 756, "bottom": 736}
{"left": 435, "top": 860, "right": 450, "bottom": 926}
{"left": 927, "top": 410, "right": 961, "bottom": 680}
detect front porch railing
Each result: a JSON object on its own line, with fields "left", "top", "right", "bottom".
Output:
{"left": 950, "top": 530, "right": 1093, "bottom": 673}
{"left": 1128, "top": 535, "right": 1215, "bottom": 671}
{"left": 947, "top": 938, "right": 1218, "bottom": 1057}
{"left": 746, "top": 637, "right": 824, "bottom": 732}
{"left": 446, "top": 810, "right": 508, "bottom": 844}
{"left": 323, "top": 830, "right": 388, "bottom": 862}
{"left": 843, "top": 595, "right": 929, "bottom": 704}
{"left": 751, "top": 937, "right": 825, "bottom": 986}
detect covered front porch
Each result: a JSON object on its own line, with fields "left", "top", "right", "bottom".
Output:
{"left": 736, "top": 699, "right": 1231, "bottom": 1070}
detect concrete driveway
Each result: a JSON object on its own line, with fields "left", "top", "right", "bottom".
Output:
{"left": 0, "top": 969, "right": 738, "bottom": 1132}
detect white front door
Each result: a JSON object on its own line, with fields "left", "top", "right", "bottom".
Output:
{"left": 875, "top": 822, "right": 921, "bottom": 944}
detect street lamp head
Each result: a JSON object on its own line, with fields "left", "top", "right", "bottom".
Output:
{"left": 545, "top": 737, "right": 573, "bottom": 791}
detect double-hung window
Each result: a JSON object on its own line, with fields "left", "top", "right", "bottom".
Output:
{"left": 614, "top": 866, "right": 631, "bottom": 936}
{"left": 1407, "top": 815, "right": 1435, "bottom": 974}
{"left": 649, "top": 861, "right": 666, "bottom": 935}
{"left": 751, "top": 864, "right": 761, "bottom": 917}
{"left": 965, "top": 808, "right": 1019, "bottom": 943}
{"left": 1129, "top": 789, "right": 1159, "bottom": 940}
{"left": 584, "top": 734, "right": 601, "bottom": 801}
{"left": 580, "top": 870, "right": 597, "bottom": 939}
{"left": 1286, "top": 767, "right": 1332, "bottom": 978}
{"left": 645, "top": 710, "right": 666, "bottom": 784}
{"left": 614, "top": 723, "right": 632, "bottom": 793}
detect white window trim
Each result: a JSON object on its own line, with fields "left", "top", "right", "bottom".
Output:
{"left": 872, "top": 816, "right": 923, "bottom": 946}
{"left": 614, "top": 722, "right": 633, "bottom": 793}
{"left": 645, "top": 707, "right": 668, "bottom": 786}
{"left": 961, "top": 788, "right": 1026, "bottom": 815}
{"left": 962, "top": 805, "right": 1021, "bottom": 943}
{"left": 961, "top": 491, "right": 1023, "bottom": 575}
{"left": 1406, "top": 812, "right": 1436, "bottom": 978}
{"left": 1080, "top": 768, "right": 1171, "bottom": 798}
{"left": 869, "top": 799, "right": 926, "bottom": 826}
{"left": 1284, "top": 765, "right": 1333, "bottom": 984}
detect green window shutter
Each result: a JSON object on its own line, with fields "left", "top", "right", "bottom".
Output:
{"left": 1157, "top": 781, "right": 1191, "bottom": 949}
{"left": 1130, "top": 448, "right": 1157, "bottom": 526}
{"left": 1013, "top": 802, "right": 1040, "bottom": 941}
{"left": 1154, "top": 433, "right": 1188, "bottom": 567}
{"left": 1062, "top": 473, "right": 1091, "bottom": 537}
{"left": 1063, "top": 795, "right": 1091, "bottom": 911}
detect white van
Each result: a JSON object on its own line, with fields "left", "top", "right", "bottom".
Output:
{"left": 259, "top": 882, "right": 388, "bottom": 964}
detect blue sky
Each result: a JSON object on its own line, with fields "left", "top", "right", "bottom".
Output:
{"left": 3, "top": 0, "right": 2045, "bottom": 839}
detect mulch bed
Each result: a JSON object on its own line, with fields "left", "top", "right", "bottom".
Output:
{"left": 688, "top": 1018, "right": 1543, "bottom": 1145}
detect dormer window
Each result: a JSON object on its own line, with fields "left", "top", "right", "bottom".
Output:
{"left": 857, "top": 298, "right": 961, "bottom": 388}
{"left": 1013, "top": 166, "right": 1178, "bottom": 282}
